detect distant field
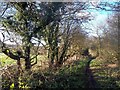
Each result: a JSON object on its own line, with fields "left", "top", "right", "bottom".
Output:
{"left": 0, "top": 53, "right": 48, "bottom": 67}
{"left": 0, "top": 53, "right": 16, "bottom": 67}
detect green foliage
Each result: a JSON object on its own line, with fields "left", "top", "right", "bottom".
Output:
{"left": 43, "top": 60, "right": 87, "bottom": 88}
{"left": 10, "top": 83, "right": 14, "bottom": 89}
{"left": 2, "top": 53, "right": 120, "bottom": 89}
{"left": 2, "top": 59, "right": 88, "bottom": 89}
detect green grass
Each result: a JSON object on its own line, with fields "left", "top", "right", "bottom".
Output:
{"left": 1, "top": 53, "right": 89, "bottom": 88}
{"left": 90, "top": 58, "right": 120, "bottom": 89}
{"left": 6, "top": 59, "right": 88, "bottom": 89}
{"left": 1, "top": 52, "right": 120, "bottom": 89}
{"left": 0, "top": 53, "right": 48, "bottom": 67}
{"left": 31, "top": 60, "right": 88, "bottom": 88}
{"left": 0, "top": 53, "right": 16, "bottom": 67}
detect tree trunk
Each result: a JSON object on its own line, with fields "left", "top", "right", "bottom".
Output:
{"left": 25, "top": 46, "right": 31, "bottom": 70}
{"left": 50, "top": 51, "right": 55, "bottom": 65}
{"left": 14, "top": 60, "right": 21, "bottom": 89}
{"left": 58, "top": 40, "right": 69, "bottom": 66}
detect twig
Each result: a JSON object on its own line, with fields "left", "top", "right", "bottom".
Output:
{"left": 0, "top": 3, "right": 9, "bottom": 17}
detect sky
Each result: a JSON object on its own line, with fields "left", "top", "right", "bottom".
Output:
{"left": 83, "top": 9, "right": 112, "bottom": 37}
{"left": 80, "top": 1, "right": 115, "bottom": 37}
{"left": 0, "top": 1, "right": 118, "bottom": 45}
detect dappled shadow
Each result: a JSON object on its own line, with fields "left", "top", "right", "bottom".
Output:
{"left": 2, "top": 56, "right": 120, "bottom": 89}
{"left": 84, "top": 59, "right": 101, "bottom": 89}
{"left": 37, "top": 60, "right": 87, "bottom": 88}
{"left": 1, "top": 59, "right": 89, "bottom": 89}
{"left": 90, "top": 62, "right": 120, "bottom": 89}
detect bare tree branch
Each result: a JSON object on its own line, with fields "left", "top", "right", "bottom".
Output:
{"left": 0, "top": 3, "right": 9, "bottom": 17}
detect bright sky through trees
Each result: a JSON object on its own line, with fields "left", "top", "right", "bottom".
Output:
{"left": 83, "top": 7, "right": 112, "bottom": 37}
{"left": 0, "top": 1, "right": 119, "bottom": 44}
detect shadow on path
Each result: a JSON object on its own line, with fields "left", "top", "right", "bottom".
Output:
{"left": 85, "top": 58, "right": 100, "bottom": 89}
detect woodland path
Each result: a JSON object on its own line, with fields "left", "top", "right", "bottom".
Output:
{"left": 85, "top": 59, "right": 100, "bottom": 89}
